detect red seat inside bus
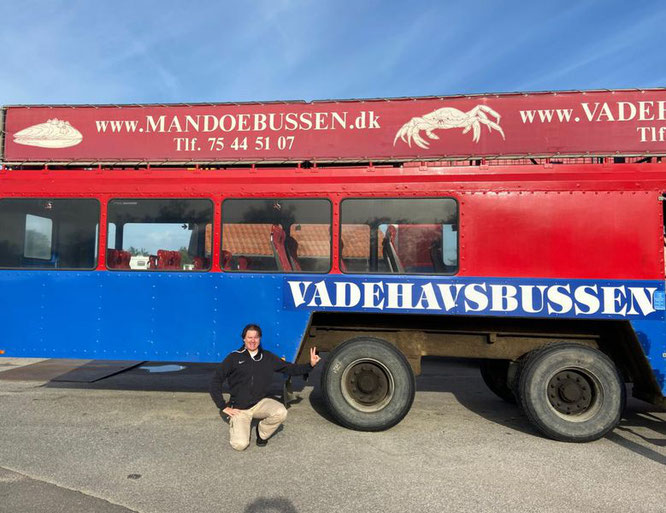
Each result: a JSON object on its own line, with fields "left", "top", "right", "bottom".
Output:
{"left": 383, "top": 225, "right": 404, "bottom": 273}
{"left": 157, "top": 250, "right": 181, "bottom": 270}
{"left": 285, "top": 236, "right": 302, "bottom": 271}
{"left": 339, "top": 239, "right": 347, "bottom": 272}
{"left": 237, "top": 256, "right": 250, "bottom": 270}
{"left": 394, "top": 224, "right": 442, "bottom": 272}
{"left": 270, "top": 225, "right": 292, "bottom": 271}
{"left": 107, "top": 249, "right": 131, "bottom": 269}
{"left": 220, "top": 250, "right": 232, "bottom": 270}
{"left": 219, "top": 249, "right": 252, "bottom": 271}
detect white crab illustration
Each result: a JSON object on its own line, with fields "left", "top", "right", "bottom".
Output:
{"left": 394, "top": 105, "right": 505, "bottom": 149}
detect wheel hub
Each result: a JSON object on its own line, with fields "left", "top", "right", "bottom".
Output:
{"left": 345, "top": 362, "right": 389, "bottom": 405}
{"left": 548, "top": 370, "right": 594, "bottom": 415}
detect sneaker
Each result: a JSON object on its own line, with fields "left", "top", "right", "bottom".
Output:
{"left": 256, "top": 425, "right": 268, "bottom": 447}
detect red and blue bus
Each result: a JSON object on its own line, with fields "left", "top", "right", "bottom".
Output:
{"left": 1, "top": 89, "right": 665, "bottom": 442}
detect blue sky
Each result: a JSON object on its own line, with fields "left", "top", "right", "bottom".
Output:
{"left": 0, "top": 1, "right": 664, "bottom": 104}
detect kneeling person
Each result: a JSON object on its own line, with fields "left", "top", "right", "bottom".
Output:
{"left": 209, "top": 324, "right": 320, "bottom": 451}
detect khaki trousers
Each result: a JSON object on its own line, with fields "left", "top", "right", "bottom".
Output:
{"left": 229, "top": 398, "right": 288, "bottom": 451}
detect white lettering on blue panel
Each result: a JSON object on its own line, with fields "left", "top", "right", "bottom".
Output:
{"left": 283, "top": 277, "right": 665, "bottom": 321}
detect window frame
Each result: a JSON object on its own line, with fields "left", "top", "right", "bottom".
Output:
{"left": 339, "top": 196, "right": 460, "bottom": 276}
{"left": 220, "top": 197, "right": 333, "bottom": 274}
{"left": 0, "top": 197, "right": 101, "bottom": 271}
{"left": 106, "top": 197, "right": 215, "bottom": 272}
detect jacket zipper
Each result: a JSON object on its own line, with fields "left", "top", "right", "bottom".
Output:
{"left": 250, "top": 358, "right": 254, "bottom": 395}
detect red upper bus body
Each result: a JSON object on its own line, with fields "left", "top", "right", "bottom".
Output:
{"left": 0, "top": 161, "right": 664, "bottom": 281}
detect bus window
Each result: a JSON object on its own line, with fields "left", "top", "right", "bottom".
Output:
{"left": 0, "top": 198, "right": 99, "bottom": 270}
{"left": 106, "top": 199, "right": 213, "bottom": 271}
{"left": 340, "top": 198, "right": 458, "bottom": 275}
{"left": 221, "top": 198, "right": 331, "bottom": 272}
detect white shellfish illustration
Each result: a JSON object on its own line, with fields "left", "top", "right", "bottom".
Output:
{"left": 394, "top": 105, "right": 505, "bottom": 149}
{"left": 13, "top": 118, "right": 83, "bottom": 149}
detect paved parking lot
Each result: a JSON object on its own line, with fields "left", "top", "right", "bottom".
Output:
{"left": 0, "top": 357, "right": 664, "bottom": 513}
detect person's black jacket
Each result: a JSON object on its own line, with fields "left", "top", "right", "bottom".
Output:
{"left": 209, "top": 345, "right": 312, "bottom": 410}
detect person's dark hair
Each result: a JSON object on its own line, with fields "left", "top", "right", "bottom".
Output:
{"left": 241, "top": 323, "right": 262, "bottom": 339}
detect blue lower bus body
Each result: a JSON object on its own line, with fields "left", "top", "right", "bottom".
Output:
{"left": 1, "top": 271, "right": 664, "bottom": 395}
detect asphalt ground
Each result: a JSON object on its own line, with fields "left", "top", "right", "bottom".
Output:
{"left": 0, "top": 356, "right": 664, "bottom": 513}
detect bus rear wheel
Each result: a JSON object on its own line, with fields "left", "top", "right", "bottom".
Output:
{"left": 321, "top": 337, "right": 415, "bottom": 431}
{"left": 518, "top": 344, "right": 625, "bottom": 442}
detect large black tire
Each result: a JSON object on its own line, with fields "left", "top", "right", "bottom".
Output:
{"left": 321, "top": 337, "right": 415, "bottom": 431}
{"left": 480, "top": 359, "right": 516, "bottom": 403}
{"left": 518, "top": 344, "right": 625, "bottom": 443}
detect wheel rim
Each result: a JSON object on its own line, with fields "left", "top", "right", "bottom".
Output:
{"left": 547, "top": 369, "right": 599, "bottom": 418}
{"left": 340, "top": 358, "right": 395, "bottom": 413}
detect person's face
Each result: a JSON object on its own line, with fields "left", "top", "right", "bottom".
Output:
{"left": 244, "top": 329, "right": 261, "bottom": 352}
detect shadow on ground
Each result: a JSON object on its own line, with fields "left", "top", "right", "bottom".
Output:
{"left": 244, "top": 497, "right": 298, "bottom": 513}
{"left": 6, "top": 355, "right": 665, "bottom": 459}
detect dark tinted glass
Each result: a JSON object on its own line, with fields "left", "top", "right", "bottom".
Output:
{"left": 340, "top": 198, "right": 458, "bottom": 274}
{"left": 0, "top": 198, "right": 99, "bottom": 269}
{"left": 107, "top": 199, "right": 213, "bottom": 271}
{"left": 222, "top": 198, "right": 331, "bottom": 272}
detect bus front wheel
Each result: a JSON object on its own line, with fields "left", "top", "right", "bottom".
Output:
{"left": 321, "top": 337, "right": 416, "bottom": 431}
{"left": 518, "top": 344, "right": 625, "bottom": 442}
